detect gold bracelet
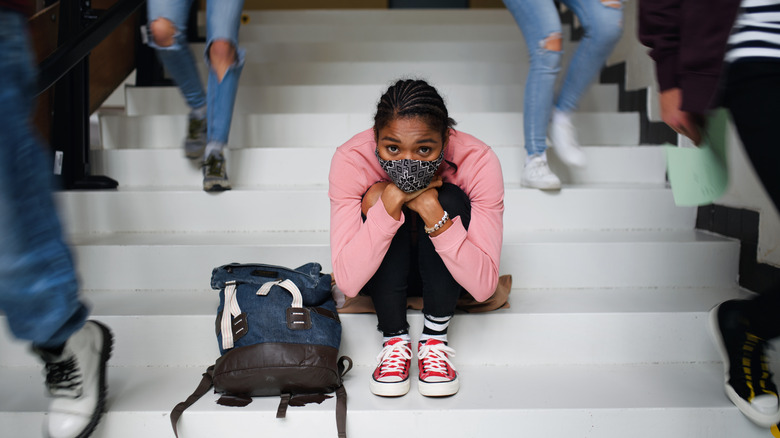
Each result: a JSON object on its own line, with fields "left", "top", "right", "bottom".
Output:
{"left": 424, "top": 211, "right": 449, "bottom": 235}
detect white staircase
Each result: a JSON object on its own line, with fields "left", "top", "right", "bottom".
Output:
{"left": 0, "top": 8, "right": 773, "bottom": 438}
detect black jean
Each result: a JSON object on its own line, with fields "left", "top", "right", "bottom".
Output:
{"left": 723, "top": 59, "right": 780, "bottom": 339}
{"left": 361, "top": 183, "right": 471, "bottom": 335}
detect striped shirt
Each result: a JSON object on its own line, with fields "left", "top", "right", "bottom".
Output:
{"left": 726, "top": 0, "right": 780, "bottom": 62}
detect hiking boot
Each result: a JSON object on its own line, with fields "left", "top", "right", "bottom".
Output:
{"left": 522, "top": 154, "right": 561, "bottom": 190}
{"left": 709, "top": 300, "right": 780, "bottom": 427}
{"left": 184, "top": 114, "right": 207, "bottom": 159}
{"left": 550, "top": 109, "right": 587, "bottom": 168}
{"left": 35, "top": 320, "right": 113, "bottom": 438}
{"left": 202, "top": 151, "right": 232, "bottom": 192}
{"left": 417, "top": 339, "right": 459, "bottom": 397}
{"left": 370, "top": 337, "right": 412, "bottom": 397}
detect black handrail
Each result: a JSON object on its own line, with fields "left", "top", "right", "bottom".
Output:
{"left": 37, "top": 0, "right": 145, "bottom": 190}
{"left": 36, "top": 0, "right": 145, "bottom": 97}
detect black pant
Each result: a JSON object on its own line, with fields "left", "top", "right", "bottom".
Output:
{"left": 723, "top": 60, "right": 780, "bottom": 339}
{"left": 361, "top": 183, "right": 471, "bottom": 335}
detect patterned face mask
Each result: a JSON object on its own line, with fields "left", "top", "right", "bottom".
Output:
{"left": 375, "top": 148, "right": 444, "bottom": 193}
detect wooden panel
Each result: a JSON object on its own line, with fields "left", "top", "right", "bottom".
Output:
{"left": 89, "top": 0, "right": 139, "bottom": 112}
{"left": 199, "top": 0, "right": 388, "bottom": 9}
{"left": 28, "top": 2, "right": 60, "bottom": 145}
{"left": 469, "top": 0, "right": 505, "bottom": 7}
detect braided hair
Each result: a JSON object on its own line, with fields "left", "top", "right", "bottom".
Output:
{"left": 373, "top": 79, "right": 457, "bottom": 140}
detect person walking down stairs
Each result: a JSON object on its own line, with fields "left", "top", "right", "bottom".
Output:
{"left": 0, "top": 2, "right": 114, "bottom": 437}
{"left": 640, "top": 0, "right": 780, "bottom": 427}
{"left": 503, "top": 0, "right": 623, "bottom": 190}
{"left": 146, "top": 0, "right": 245, "bottom": 192}
{"left": 329, "top": 79, "right": 504, "bottom": 398}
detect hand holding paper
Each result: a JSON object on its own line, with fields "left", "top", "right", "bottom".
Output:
{"left": 664, "top": 109, "right": 729, "bottom": 206}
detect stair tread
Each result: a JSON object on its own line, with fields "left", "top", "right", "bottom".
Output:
{"left": 76, "top": 286, "right": 749, "bottom": 317}
{"left": 67, "top": 229, "right": 733, "bottom": 246}
{"left": 0, "top": 363, "right": 749, "bottom": 413}
{"left": 4, "top": 363, "right": 769, "bottom": 437}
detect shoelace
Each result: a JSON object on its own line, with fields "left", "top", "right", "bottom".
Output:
{"left": 376, "top": 341, "right": 412, "bottom": 376}
{"left": 187, "top": 118, "right": 206, "bottom": 139}
{"left": 203, "top": 155, "right": 225, "bottom": 177}
{"left": 45, "top": 357, "right": 83, "bottom": 398}
{"left": 743, "top": 333, "right": 777, "bottom": 398}
{"left": 418, "top": 342, "right": 457, "bottom": 375}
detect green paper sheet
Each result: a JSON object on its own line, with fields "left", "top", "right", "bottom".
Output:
{"left": 664, "top": 109, "right": 729, "bottom": 206}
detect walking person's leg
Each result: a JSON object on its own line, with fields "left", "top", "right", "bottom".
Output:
{"left": 147, "top": 0, "right": 208, "bottom": 158}
{"left": 201, "top": 0, "right": 246, "bottom": 191}
{"left": 503, "top": 0, "right": 564, "bottom": 189}
{"left": 0, "top": 10, "right": 112, "bottom": 438}
{"left": 552, "top": 0, "right": 623, "bottom": 167}
{"left": 709, "top": 60, "right": 780, "bottom": 428}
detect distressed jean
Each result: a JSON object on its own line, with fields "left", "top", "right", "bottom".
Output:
{"left": 503, "top": 0, "right": 623, "bottom": 156}
{"left": 0, "top": 9, "right": 88, "bottom": 349}
{"left": 147, "top": 0, "right": 245, "bottom": 144}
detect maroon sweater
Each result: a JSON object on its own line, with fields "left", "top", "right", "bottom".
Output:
{"left": 0, "top": 0, "right": 32, "bottom": 15}
{"left": 638, "top": 0, "right": 741, "bottom": 114}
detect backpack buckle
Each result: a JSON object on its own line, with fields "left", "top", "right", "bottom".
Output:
{"left": 286, "top": 307, "right": 312, "bottom": 330}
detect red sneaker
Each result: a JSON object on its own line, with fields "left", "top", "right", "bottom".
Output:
{"left": 370, "top": 337, "right": 412, "bottom": 397}
{"left": 417, "top": 339, "right": 459, "bottom": 397}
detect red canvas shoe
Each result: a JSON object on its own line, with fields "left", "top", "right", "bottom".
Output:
{"left": 370, "top": 337, "right": 412, "bottom": 397}
{"left": 417, "top": 339, "right": 459, "bottom": 397}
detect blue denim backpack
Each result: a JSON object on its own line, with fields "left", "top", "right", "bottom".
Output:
{"left": 171, "top": 262, "right": 352, "bottom": 438}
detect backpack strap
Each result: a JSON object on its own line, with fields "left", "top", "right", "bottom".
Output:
{"left": 336, "top": 356, "right": 353, "bottom": 438}
{"left": 170, "top": 365, "right": 215, "bottom": 438}
{"left": 336, "top": 385, "right": 347, "bottom": 438}
{"left": 276, "top": 393, "right": 292, "bottom": 419}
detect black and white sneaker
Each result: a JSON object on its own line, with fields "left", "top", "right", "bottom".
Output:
{"left": 709, "top": 300, "right": 780, "bottom": 427}
{"left": 36, "top": 320, "right": 113, "bottom": 438}
{"left": 184, "top": 114, "right": 207, "bottom": 159}
{"left": 202, "top": 151, "right": 232, "bottom": 192}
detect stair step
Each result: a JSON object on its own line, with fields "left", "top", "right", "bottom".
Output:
{"left": 99, "top": 112, "right": 640, "bottom": 149}
{"left": 234, "top": 23, "right": 522, "bottom": 43}
{"left": 183, "top": 61, "right": 537, "bottom": 86}
{"left": 0, "top": 286, "right": 751, "bottom": 368}
{"left": 0, "top": 363, "right": 772, "bottom": 438}
{"left": 225, "top": 9, "right": 519, "bottom": 26}
{"left": 192, "top": 41, "right": 534, "bottom": 63}
{"left": 123, "top": 83, "right": 618, "bottom": 115}
{"left": 57, "top": 185, "right": 692, "bottom": 234}
{"left": 91, "top": 146, "right": 664, "bottom": 189}
{"left": 60, "top": 230, "right": 737, "bottom": 291}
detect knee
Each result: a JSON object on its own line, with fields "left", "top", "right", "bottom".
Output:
{"left": 541, "top": 32, "right": 562, "bottom": 52}
{"left": 530, "top": 32, "right": 563, "bottom": 72}
{"left": 149, "top": 18, "right": 177, "bottom": 47}
{"left": 438, "top": 183, "right": 471, "bottom": 224}
{"left": 585, "top": 5, "right": 624, "bottom": 45}
{"left": 208, "top": 40, "right": 237, "bottom": 65}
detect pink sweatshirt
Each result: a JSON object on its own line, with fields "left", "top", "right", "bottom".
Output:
{"left": 329, "top": 128, "right": 504, "bottom": 302}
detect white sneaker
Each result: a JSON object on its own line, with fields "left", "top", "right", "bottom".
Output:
{"left": 550, "top": 110, "right": 587, "bottom": 168}
{"left": 522, "top": 154, "right": 561, "bottom": 190}
{"left": 37, "top": 321, "right": 113, "bottom": 438}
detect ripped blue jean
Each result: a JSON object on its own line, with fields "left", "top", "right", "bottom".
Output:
{"left": 147, "top": 0, "right": 245, "bottom": 144}
{"left": 0, "top": 9, "right": 88, "bottom": 349}
{"left": 503, "top": 0, "right": 623, "bottom": 156}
